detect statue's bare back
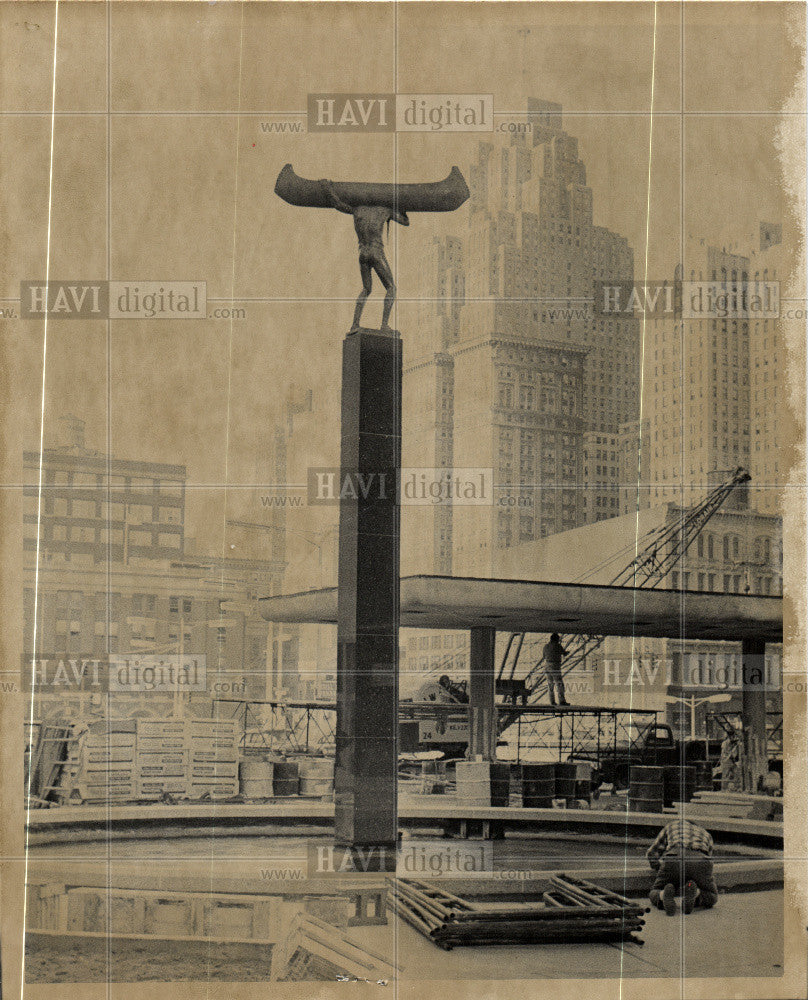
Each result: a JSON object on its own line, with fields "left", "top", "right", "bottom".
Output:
{"left": 322, "top": 181, "right": 410, "bottom": 332}
{"left": 352, "top": 205, "right": 393, "bottom": 252}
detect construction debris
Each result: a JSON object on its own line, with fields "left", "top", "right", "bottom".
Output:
{"left": 274, "top": 912, "right": 397, "bottom": 982}
{"left": 386, "top": 875, "right": 648, "bottom": 950}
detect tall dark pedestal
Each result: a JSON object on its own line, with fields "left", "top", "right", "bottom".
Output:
{"left": 334, "top": 328, "right": 401, "bottom": 864}
{"left": 741, "top": 637, "right": 768, "bottom": 748}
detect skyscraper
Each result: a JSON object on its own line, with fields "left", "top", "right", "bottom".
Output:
{"left": 646, "top": 238, "right": 752, "bottom": 501}
{"left": 748, "top": 228, "right": 786, "bottom": 515}
{"left": 405, "top": 99, "right": 641, "bottom": 575}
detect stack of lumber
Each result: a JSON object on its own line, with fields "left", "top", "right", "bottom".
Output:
{"left": 187, "top": 717, "right": 239, "bottom": 799}
{"left": 135, "top": 719, "right": 189, "bottom": 799}
{"left": 30, "top": 716, "right": 240, "bottom": 804}
{"left": 75, "top": 721, "right": 137, "bottom": 803}
{"left": 387, "top": 875, "right": 647, "bottom": 950}
{"left": 135, "top": 718, "right": 239, "bottom": 800}
{"left": 689, "top": 789, "right": 783, "bottom": 821}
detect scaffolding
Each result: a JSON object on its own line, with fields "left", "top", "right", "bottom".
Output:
{"left": 215, "top": 698, "right": 336, "bottom": 754}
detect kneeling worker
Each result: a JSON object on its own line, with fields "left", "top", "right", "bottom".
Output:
{"left": 647, "top": 818, "right": 719, "bottom": 915}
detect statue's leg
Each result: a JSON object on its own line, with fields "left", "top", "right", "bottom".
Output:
{"left": 351, "top": 257, "right": 373, "bottom": 332}
{"left": 374, "top": 252, "right": 396, "bottom": 330}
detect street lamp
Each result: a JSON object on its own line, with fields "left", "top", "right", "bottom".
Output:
{"left": 665, "top": 692, "right": 733, "bottom": 740}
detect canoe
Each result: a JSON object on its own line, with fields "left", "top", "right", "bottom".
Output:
{"left": 274, "top": 163, "right": 470, "bottom": 212}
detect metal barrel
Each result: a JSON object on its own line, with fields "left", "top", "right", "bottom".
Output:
{"left": 663, "top": 765, "right": 697, "bottom": 805}
{"left": 297, "top": 757, "right": 335, "bottom": 798}
{"left": 489, "top": 762, "right": 511, "bottom": 807}
{"left": 628, "top": 765, "right": 664, "bottom": 812}
{"left": 693, "top": 760, "right": 714, "bottom": 791}
{"left": 554, "top": 762, "right": 578, "bottom": 801}
{"left": 272, "top": 759, "right": 300, "bottom": 797}
{"left": 238, "top": 758, "right": 274, "bottom": 799}
{"left": 521, "top": 763, "right": 555, "bottom": 808}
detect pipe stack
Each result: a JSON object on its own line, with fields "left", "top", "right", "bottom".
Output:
{"left": 386, "top": 875, "right": 648, "bottom": 951}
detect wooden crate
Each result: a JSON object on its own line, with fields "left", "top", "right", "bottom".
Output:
{"left": 137, "top": 720, "right": 187, "bottom": 737}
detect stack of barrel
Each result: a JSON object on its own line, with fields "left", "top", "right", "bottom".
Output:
{"left": 628, "top": 765, "right": 664, "bottom": 812}
{"left": 521, "top": 762, "right": 586, "bottom": 807}
{"left": 386, "top": 875, "right": 648, "bottom": 950}
{"left": 272, "top": 759, "right": 300, "bottom": 797}
{"left": 521, "top": 763, "right": 555, "bottom": 807}
{"left": 693, "top": 760, "right": 715, "bottom": 792}
{"left": 455, "top": 761, "right": 510, "bottom": 807}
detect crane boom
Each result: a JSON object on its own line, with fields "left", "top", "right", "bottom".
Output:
{"left": 497, "top": 467, "right": 751, "bottom": 728}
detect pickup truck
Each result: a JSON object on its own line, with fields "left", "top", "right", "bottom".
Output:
{"left": 572, "top": 723, "right": 724, "bottom": 790}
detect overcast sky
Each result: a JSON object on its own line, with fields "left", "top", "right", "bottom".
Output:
{"left": 2, "top": 2, "right": 803, "bottom": 554}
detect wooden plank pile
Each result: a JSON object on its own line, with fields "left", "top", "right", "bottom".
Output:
{"left": 690, "top": 789, "right": 783, "bottom": 821}
{"left": 387, "top": 875, "right": 648, "bottom": 950}
{"left": 30, "top": 716, "right": 241, "bottom": 804}
{"left": 135, "top": 719, "right": 189, "bottom": 799}
{"left": 76, "top": 721, "right": 137, "bottom": 803}
{"left": 187, "top": 717, "right": 240, "bottom": 799}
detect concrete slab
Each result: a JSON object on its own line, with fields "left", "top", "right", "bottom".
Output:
{"left": 26, "top": 801, "right": 784, "bottom": 852}
{"left": 258, "top": 575, "right": 783, "bottom": 642}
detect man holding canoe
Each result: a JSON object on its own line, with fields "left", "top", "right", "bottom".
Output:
{"left": 321, "top": 179, "right": 409, "bottom": 332}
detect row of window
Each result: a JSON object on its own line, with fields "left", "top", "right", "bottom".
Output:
{"left": 408, "top": 634, "right": 467, "bottom": 650}
{"left": 670, "top": 570, "right": 780, "bottom": 595}
{"left": 35, "top": 499, "right": 183, "bottom": 522}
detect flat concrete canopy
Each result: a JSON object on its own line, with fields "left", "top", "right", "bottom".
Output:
{"left": 259, "top": 575, "right": 783, "bottom": 643}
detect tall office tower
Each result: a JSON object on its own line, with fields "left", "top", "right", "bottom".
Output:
{"left": 413, "top": 236, "right": 465, "bottom": 358}
{"left": 448, "top": 100, "right": 639, "bottom": 569}
{"left": 451, "top": 336, "right": 588, "bottom": 576}
{"left": 748, "top": 225, "right": 785, "bottom": 515}
{"left": 647, "top": 237, "right": 752, "bottom": 503}
{"left": 617, "top": 418, "right": 652, "bottom": 516}
{"left": 582, "top": 431, "right": 621, "bottom": 524}
{"left": 402, "top": 352, "right": 455, "bottom": 575}
{"left": 401, "top": 238, "right": 464, "bottom": 575}
{"left": 405, "top": 100, "right": 641, "bottom": 575}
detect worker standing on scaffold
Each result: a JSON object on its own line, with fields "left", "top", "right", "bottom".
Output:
{"left": 538, "top": 633, "right": 570, "bottom": 707}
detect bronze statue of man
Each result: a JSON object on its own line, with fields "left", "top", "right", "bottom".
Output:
{"left": 321, "top": 179, "right": 408, "bottom": 332}
{"left": 274, "top": 163, "right": 469, "bottom": 333}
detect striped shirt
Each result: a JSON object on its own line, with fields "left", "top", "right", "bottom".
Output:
{"left": 647, "top": 819, "right": 714, "bottom": 862}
